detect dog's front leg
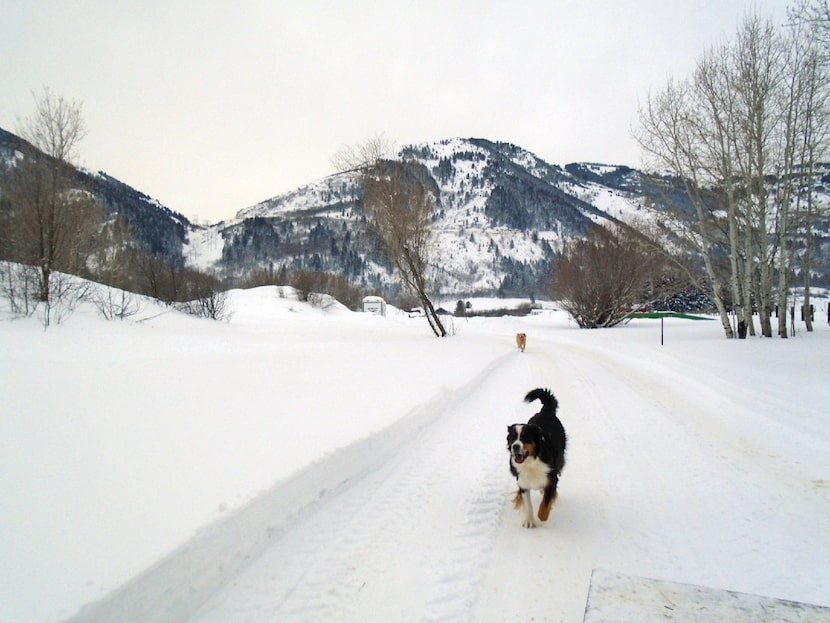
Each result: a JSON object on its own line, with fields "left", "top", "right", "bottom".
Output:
{"left": 514, "top": 488, "right": 536, "bottom": 528}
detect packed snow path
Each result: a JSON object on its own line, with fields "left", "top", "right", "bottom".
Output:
{"left": 180, "top": 328, "right": 829, "bottom": 623}
{"left": 5, "top": 291, "right": 829, "bottom": 623}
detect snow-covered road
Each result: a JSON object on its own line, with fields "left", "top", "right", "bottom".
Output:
{"left": 188, "top": 354, "right": 516, "bottom": 623}
{"left": 5, "top": 290, "right": 828, "bottom": 623}
{"left": 183, "top": 325, "right": 830, "bottom": 623}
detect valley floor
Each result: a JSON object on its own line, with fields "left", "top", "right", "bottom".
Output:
{"left": 2, "top": 290, "right": 829, "bottom": 622}
{"left": 185, "top": 323, "right": 830, "bottom": 622}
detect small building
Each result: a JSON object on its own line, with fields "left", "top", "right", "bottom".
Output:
{"left": 362, "top": 295, "right": 387, "bottom": 316}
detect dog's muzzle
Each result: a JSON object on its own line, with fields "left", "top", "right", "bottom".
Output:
{"left": 511, "top": 442, "right": 527, "bottom": 464}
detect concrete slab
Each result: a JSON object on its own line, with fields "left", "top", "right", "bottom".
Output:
{"left": 583, "top": 569, "right": 830, "bottom": 622}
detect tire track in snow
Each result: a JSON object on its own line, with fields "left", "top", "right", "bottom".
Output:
{"left": 473, "top": 332, "right": 830, "bottom": 621}
{"left": 476, "top": 333, "right": 776, "bottom": 621}
{"left": 419, "top": 344, "right": 544, "bottom": 621}
{"left": 417, "top": 420, "right": 507, "bottom": 623}
{"left": 472, "top": 340, "right": 622, "bottom": 622}
{"left": 187, "top": 351, "right": 533, "bottom": 623}
{"left": 563, "top": 338, "right": 830, "bottom": 599}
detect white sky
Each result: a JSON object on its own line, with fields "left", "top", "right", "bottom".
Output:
{"left": 1, "top": 0, "right": 791, "bottom": 223}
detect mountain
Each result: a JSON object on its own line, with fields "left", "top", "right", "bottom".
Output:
{"left": 195, "top": 138, "right": 830, "bottom": 298}
{"left": 187, "top": 138, "right": 663, "bottom": 298}
{"left": 4, "top": 127, "right": 829, "bottom": 299}
{"left": 0, "top": 126, "right": 190, "bottom": 261}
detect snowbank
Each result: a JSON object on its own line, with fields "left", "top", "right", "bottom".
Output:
{"left": 2, "top": 288, "right": 829, "bottom": 623}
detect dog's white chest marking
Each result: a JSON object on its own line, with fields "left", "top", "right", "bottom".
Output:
{"left": 515, "top": 457, "right": 549, "bottom": 491}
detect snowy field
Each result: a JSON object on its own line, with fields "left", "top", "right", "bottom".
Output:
{"left": 1, "top": 286, "right": 829, "bottom": 623}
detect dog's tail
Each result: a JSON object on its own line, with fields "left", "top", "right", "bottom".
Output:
{"left": 524, "top": 387, "right": 558, "bottom": 416}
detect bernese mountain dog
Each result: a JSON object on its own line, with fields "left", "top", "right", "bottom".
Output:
{"left": 506, "top": 388, "right": 567, "bottom": 528}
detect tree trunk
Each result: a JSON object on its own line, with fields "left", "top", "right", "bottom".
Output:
{"left": 421, "top": 293, "right": 446, "bottom": 338}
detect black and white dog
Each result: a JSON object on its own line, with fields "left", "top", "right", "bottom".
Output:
{"left": 506, "top": 388, "right": 567, "bottom": 528}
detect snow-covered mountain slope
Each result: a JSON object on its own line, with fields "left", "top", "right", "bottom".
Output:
{"left": 185, "top": 138, "right": 651, "bottom": 296}
{"left": 1, "top": 126, "right": 191, "bottom": 261}
{"left": 6, "top": 123, "right": 828, "bottom": 300}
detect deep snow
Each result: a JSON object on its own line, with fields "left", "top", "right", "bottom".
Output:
{"left": 1, "top": 286, "right": 829, "bottom": 623}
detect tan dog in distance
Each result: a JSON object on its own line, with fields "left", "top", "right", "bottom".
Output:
{"left": 516, "top": 332, "right": 527, "bottom": 352}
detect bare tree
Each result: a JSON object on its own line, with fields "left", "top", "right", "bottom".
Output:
{"left": 1, "top": 87, "right": 102, "bottom": 324}
{"left": 637, "top": 77, "right": 737, "bottom": 337}
{"left": 790, "top": 0, "right": 830, "bottom": 55}
{"left": 88, "top": 219, "right": 143, "bottom": 320}
{"left": 334, "top": 136, "right": 446, "bottom": 337}
{"left": 550, "top": 223, "right": 671, "bottom": 328}
{"left": 732, "top": 14, "right": 783, "bottom": 338}
{"left": 636, "top": 9, "right": 830, "bottom": 338}
{"left": 175, "top": 270, "right": 230, "bottom": 321}
{"left": 17, "top": 86, "right": 87, "bottom": 165}
{"left": 787, "top": 1, "right": 830, "bottom": 332}
{"left": 0, "top": 261, "right": 39, "bottom": 316}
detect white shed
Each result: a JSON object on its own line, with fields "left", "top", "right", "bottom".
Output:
{"left": 362, "top": 295, "right": 387, "bottom": 316}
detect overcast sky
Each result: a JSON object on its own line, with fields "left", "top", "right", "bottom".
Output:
{"left": 1, "top": 0, "right": 791, "bottom": 223}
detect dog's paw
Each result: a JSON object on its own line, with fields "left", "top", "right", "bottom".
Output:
{"left": 521, "top": 519, "right": 537, "bottom": 528}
